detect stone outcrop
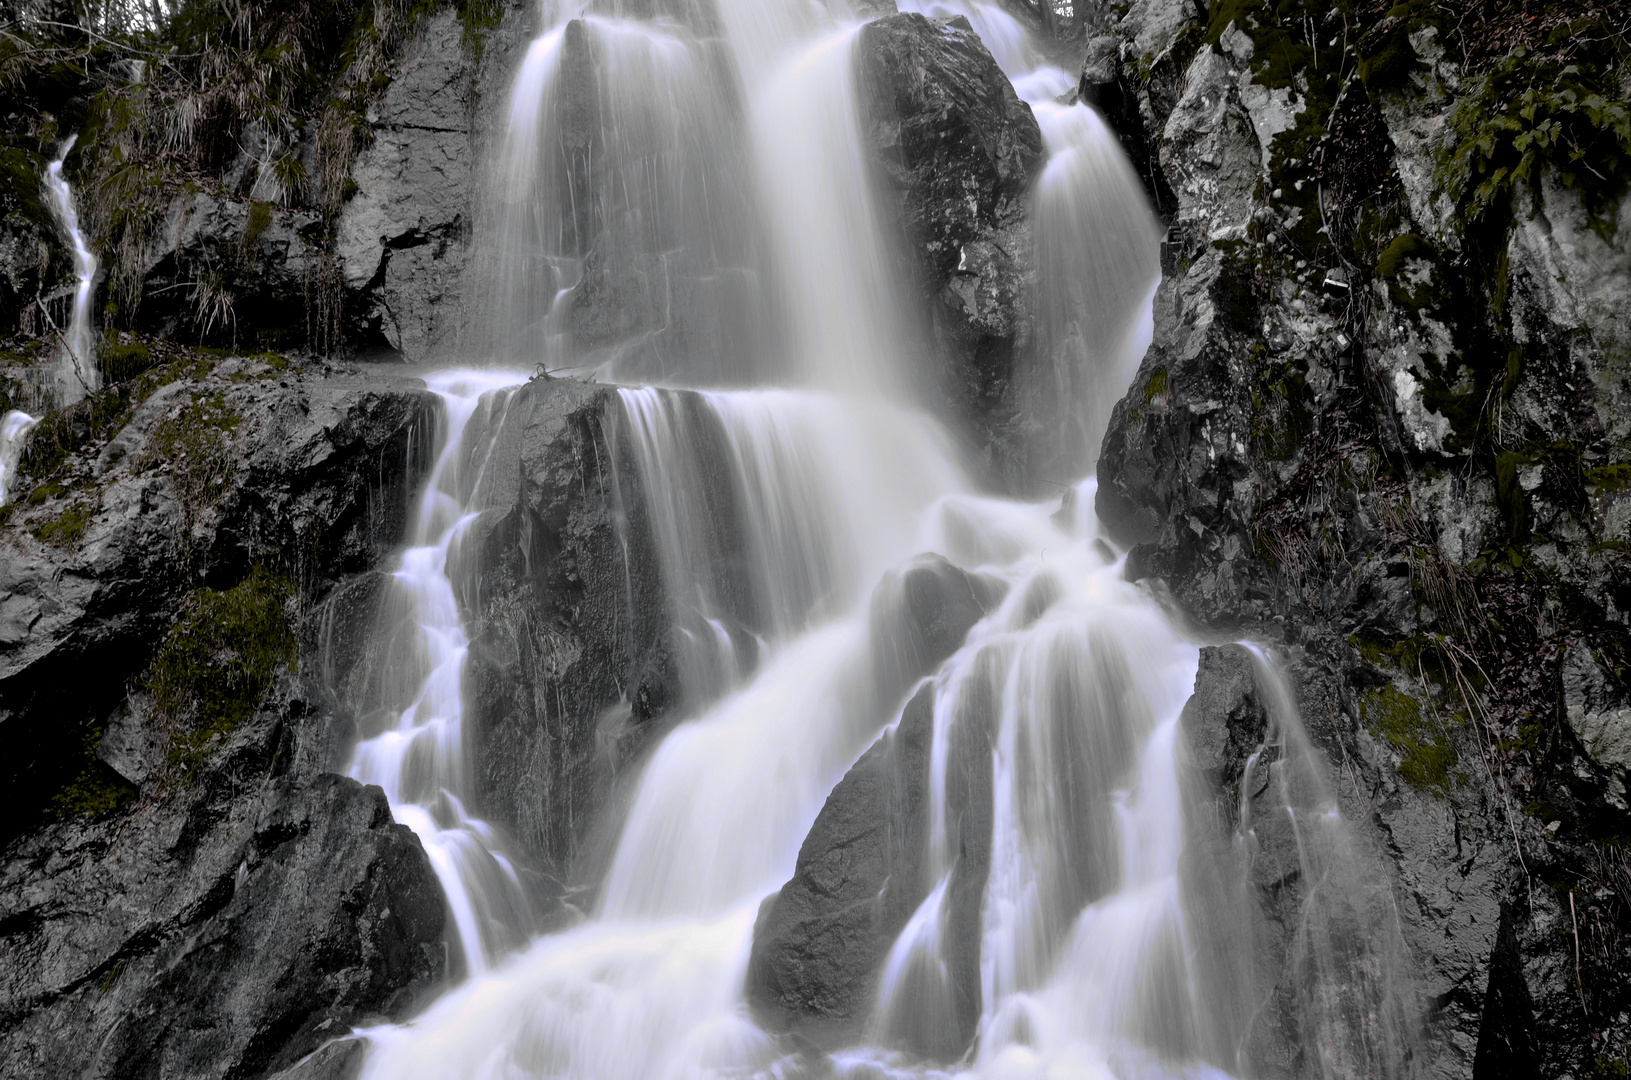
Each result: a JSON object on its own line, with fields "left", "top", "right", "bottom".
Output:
{"left": 748, "top": 553, "right": 996, "bottom": 1055}
{"left": 856, "top": 12, "right": 1044, "bottom": 477}
{"left": 337, "top": 10, "right": 484, "bottom": 359}
{"left": 0, "top": 357, "right": 447, "bottom": 1079}
{"left": 0, "top": 770, "right": 445, "bottom": 1080}
{"left": 1, "top": 360, "right": 434, "bottom": 829}
{"left": 457, "top": 378, "right": 675, "bottom": 880}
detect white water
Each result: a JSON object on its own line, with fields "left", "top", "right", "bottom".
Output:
{"left": 348, "top": 1, "right": 1411, "bottom": 1077}
{"left": 346, "top": 369, "right": 538, "bottom": 976}
{"left": 43, "top": 136, "right": 101, "bottom": 405}
{"left": 0, "top": 409, "right": 38, "bottom": 506}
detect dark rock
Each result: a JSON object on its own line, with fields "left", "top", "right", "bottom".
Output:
{"left": 460, "top": 378, "right": 674, "bottom": 876}
{"left": 0, "top": 772, "right": 445, "bottom": 1080}
{"left": 0, "top": 365, "right": 435, "bottom": 840}
{"left": 856, "top": 12, "right": 1044, "bottom": 475}
{"left": 746, "top": 684, "right": 937, "bottom": 1046}
{"left": 1181, "top": 643, "right": 1269, "bottom": 791}
{"left": 749, "top": 555, "right": 998, "bottom": 1056}
{"left": 266, "top": 1038, "right": 368, "bottom": 1080}
{"left": 869, "top": 552, "right": 1002, "bottom": 703}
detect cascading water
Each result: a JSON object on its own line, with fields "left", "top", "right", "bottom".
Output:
{"left": 344, "top": 0, "right": 1414, "bottom": 1077}
{"left": 0, "top": 409, "right": 38, "bottom": 507}
{"left": 899, "top": 0, "right": 1162, "bottom": 476}
{"left": 43, "top": 135, "right": 101, "bottom": 405}
{"left": 345, "top": 369, "right": 541, "bottom": 975}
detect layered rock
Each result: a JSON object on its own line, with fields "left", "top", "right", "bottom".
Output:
{"left": 0, "top": 357, "right": 447, "bottom": 1079}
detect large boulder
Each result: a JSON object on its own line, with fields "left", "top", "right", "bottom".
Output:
{"left": 746, "top": 684, "right": 938, "bottom": 1046}
{"left": 747, "top": 553, "right": 998, "bottom": 1055}
{"left": 459, "top": 378, "right": 675, "bottom": 878}
{"left": 856, "top": 12, "right": 1044, "bottom": 477}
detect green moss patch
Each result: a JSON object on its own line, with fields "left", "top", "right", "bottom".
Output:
{"left": 52, "top": 726, "right": 137, "bottom": 819}
{"left": 150, "top": 567, "right": 297, "bottom": 772}
{"left": 1362, "top": 682, "right": 1460, "bottom": 796}
{"left": 148, "top": 387, "right": 244, "bottom": 516}
{"left": 31, "top": 501, "right": 94, "bottom": 547}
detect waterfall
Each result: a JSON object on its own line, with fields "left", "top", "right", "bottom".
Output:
{"left": 43, "top": 136, "right": 101, "bottom": 406}
{"left": 344, "top": 0, "right": 1414, "bottom": 1076}
{"left": 898, "top": 0, "right": 1161, "bottom": 474}
{"left": 345, "top": 369, "right": 540, "bottom": 975}
{"left": 0, "top": 409, "right": 38, "bottom": 506}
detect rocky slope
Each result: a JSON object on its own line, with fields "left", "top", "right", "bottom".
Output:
{"left": 0, "top": 351, "right": 452, "bottom": 1077}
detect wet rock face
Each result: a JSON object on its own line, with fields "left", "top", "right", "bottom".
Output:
{"left": 747, "top": 685, "right": 938, "bottom": 1046}
{"left": 0, "top": 364, "right": 435, "bottom": 840}
{"left": 856, "top": 12, "right": 1044, "bottom": 476}
{"left": 748, "top": 553, "right": 996, "bottom": 1056}
{"left": 0, "top": 362, "right": 448, "bottom": 1080}
{"left": 460, "top": 379, "right": 675, "bottom": 878}
{"left": 1089, "top": 0, "right": 1631, "bottom": 1062}
{"left": 0, "top": 772, "right": 445, "bottom": 1080}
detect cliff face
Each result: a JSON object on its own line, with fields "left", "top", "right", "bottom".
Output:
{"left": 0, "top": 355, "right": 450, "bottom": 1078}
{"left": 1092, "top": 0, "right": 1631, "bottom": 1072}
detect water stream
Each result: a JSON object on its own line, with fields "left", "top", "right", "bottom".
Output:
{"left": 342, "top": 1, "right": 1412, "bottom": 1077}
{"left": 44, "top": 135, "right": 101, "bottom": 405}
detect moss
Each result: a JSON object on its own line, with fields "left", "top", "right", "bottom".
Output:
{"left": 242, "top": 199, "right": 274, "bottom": 250}
{"left": 51, "top": 726, "right": 136, "bottom": 819}
{"left": 1435, "top": 35, "right": 1631, "bottom": 239}
{"left": 1586, "top": 464, "right": 1631, "bottom": 494}
{"left": 31, "top": 501, "right": 94, "bottom": 547}
{"left": 99, "top": 340, "right": 157, "bottom": 383}
{"left": 1362, "top": 682, "right": 1460, "bottom": 796}
{"left": 455, "top": 0, "right": 504, "bottom": 59}
{"left": 150, "top": 567, "right": 297, "bottom": 772}
{"left": 148, "top": 387, "right": 243, "bottom": 516}
{"left": 1374, "top": 232, "right": 1428, "bottom": 281}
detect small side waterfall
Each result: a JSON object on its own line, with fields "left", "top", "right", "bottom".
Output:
{"left": 0, "top": 409, "right": 39, "bottom": 506}
{"left": 43, "top": 136, "right": 101, "bottom": 405}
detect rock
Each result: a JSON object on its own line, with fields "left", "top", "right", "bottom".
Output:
{"left": 856, "top": 12, "right": 1044, "bottom": 476}
{"left": 868, "top": 552, "right": 1002, "bottom": 703}
{"left": 1561, "top": 642, "right": 1631, "bottom": 815}
{"left": 746, "top": 684, "right": 938, "bottom": 1047}
{"left": 1180, "top": 643, "right": 1269, "bottom": 790}
{"left": 460, "top": 378, "right": 674, "bottom": 875}
{"left": 749, "top": 554, "right": 998, "bottom": 1056}
{"left": 0, "top": 773, "right": 445, "bottom": 1080}
{"left": 337, "top": 11, "right": 476, "bottom": 360}
{"left": 136, "top": 190, "right": 322, "bottom": 346}
{"left": 0, "top": 363, "right": 436, "bottom": 840}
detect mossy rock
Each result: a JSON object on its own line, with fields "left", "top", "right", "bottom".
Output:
{"left": 1362, "top": 682, "right": 1460, "bottom": 796}
{"left": 150, "top": 567, "right": 298, "bottom": 773}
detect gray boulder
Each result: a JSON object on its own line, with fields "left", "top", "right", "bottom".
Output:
{"left": 747, "top": 553, "right": 998, "bottom": 1056}
{"left": 856, "top": 12, "right": 1044, "bottom": 479}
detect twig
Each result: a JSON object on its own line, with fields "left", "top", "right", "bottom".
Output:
{"left": 1570, "top": 889, "right": 1588, "bottom": 1018}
